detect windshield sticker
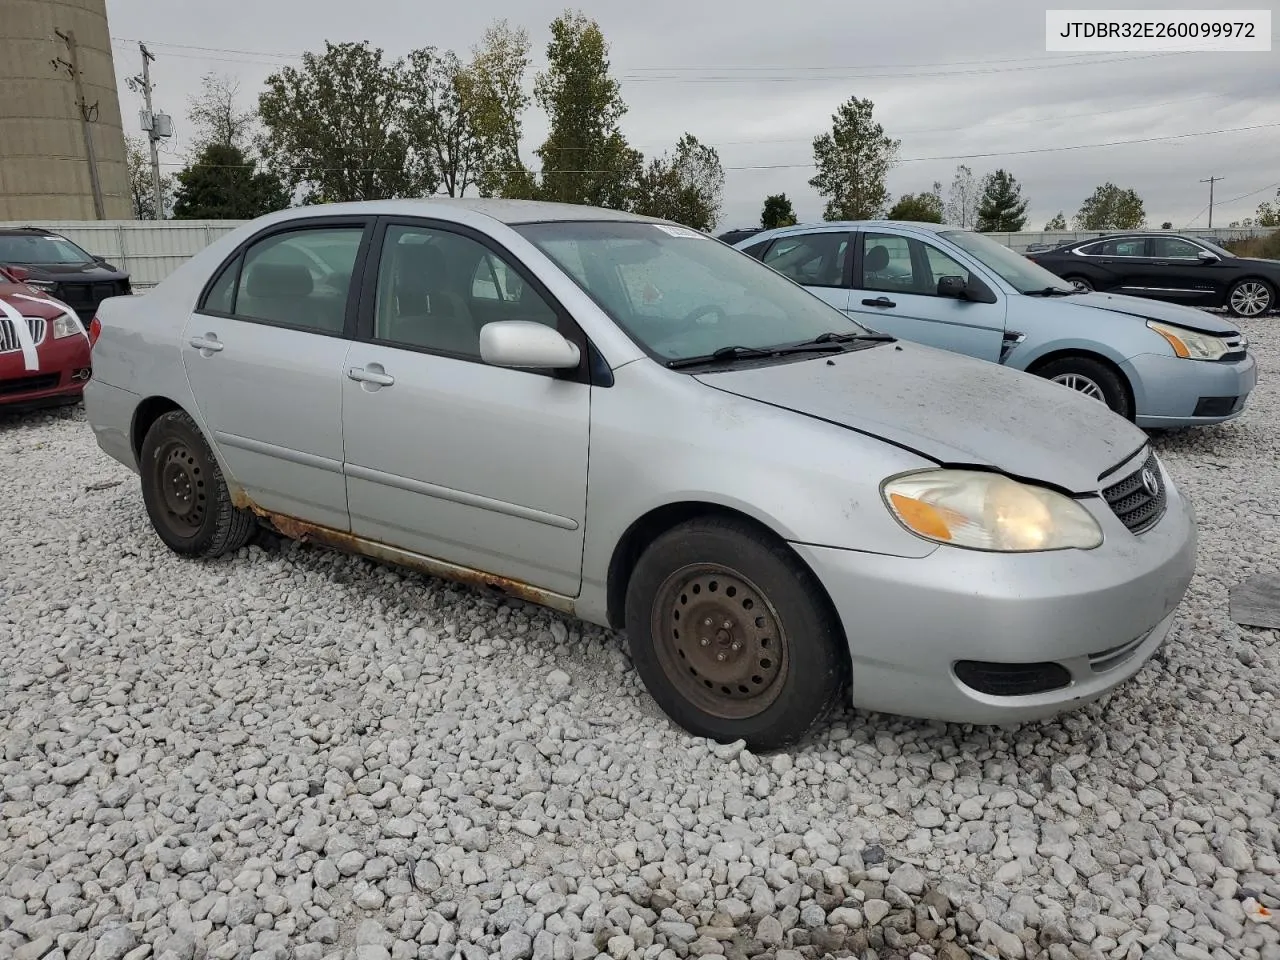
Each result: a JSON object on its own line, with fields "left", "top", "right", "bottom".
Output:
{"left": 652, "top": 224, "right": 707, "bottom": 240}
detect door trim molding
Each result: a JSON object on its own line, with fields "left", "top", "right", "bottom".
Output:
{"left": 344, "top": 462, "right": 581, "bottom": 530}
{"left": 214, "top": 432, "right": 344, "bottom": 474}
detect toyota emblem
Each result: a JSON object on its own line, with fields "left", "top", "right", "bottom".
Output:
{"left": 1140, "top": 468, "right": 1159, "bottom": 497}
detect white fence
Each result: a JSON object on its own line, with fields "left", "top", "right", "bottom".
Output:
{"left": 3, "top": 219, "right": 1276, "bottom": 289}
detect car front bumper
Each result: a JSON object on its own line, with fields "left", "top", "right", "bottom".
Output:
{"left": 0, "top": 334, "right": 92, "bottom": 408}
{"left": 1124, "top": 351, "right": 1258, "bottom": 427}
{"left": 791, "top": 458, "right": 1197, "bottom": 725}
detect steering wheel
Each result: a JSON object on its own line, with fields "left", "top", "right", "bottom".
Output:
{"left": 681, "top": 304, "right": 728, "bottom": 326}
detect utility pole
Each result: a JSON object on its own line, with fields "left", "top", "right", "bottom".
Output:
{"left": 52, "top": 29, "right": 105, "bottom": 219}
{"left": 1200, "top": 176, "right": 1223, "bottom": 229}
{"left": 139, "top": 43, "right": 163, "bottom": 220}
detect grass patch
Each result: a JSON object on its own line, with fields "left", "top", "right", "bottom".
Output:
{"left": 1223, "top": 232, "right": 1280, "bottom": 259}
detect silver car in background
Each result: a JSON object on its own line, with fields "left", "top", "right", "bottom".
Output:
{"left": 85, "top": 199, "right": 1197, "bottom": 749}
{"left": 735, "top": 221, "right": 1257, "bottom": 428}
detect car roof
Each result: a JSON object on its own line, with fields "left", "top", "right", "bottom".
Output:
{"left": 262, "top": 197, "right": 669, "bottom": 227}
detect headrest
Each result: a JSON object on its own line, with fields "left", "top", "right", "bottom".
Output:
{"left": 865, "top": 245, "right": 890, "bottom": 272}
{"left": 245, "top": 262, "right": 314, "bottom": 299}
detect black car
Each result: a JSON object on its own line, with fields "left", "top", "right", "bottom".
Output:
{"left": 716, "top": 227, "right": 764, "bottom": 245}
{"left": 1025, "top": 232, "right": 1277, "bottom": 318}
{"left": 0, "top": 228, "right": 132, "bottom": 320}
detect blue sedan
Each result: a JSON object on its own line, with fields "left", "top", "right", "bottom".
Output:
{"left": 734, "top": 221, "right": 1257, "bottom": 427}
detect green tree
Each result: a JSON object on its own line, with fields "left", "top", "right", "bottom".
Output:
{"left": 761, "top": 193, "right": 797, "bottom": 229}
{"left": 186, "top": 73, "right": 256, "bottom": 154}
{"left": 534, "top": 10, "right": 642, "bottom": 209}
{"left": 887, "top": 191, "right": 943, "bottom": 223}
{"left": 975, "top": 169, "right": 1029, "bottom": 231}
{"left": 403, "top": 47, "right": 481, "bottom": 197}
{"left": 1044, "top": 212, "right": 1067, "bottom": 230}
{"left": 172, "top": 143, "right": 290, "bottom": 219}
{"left": 945, "top": 164, "right": 980, "bottom": 228}
{"left": 1161, "top": 221, "right": 1173, "bottom": 229}
{"left": 632, "top": 134, "right": 725, "bottom": 230}
{"left": 125, "top": 135, "right": 173, "bottom": 220}
{"left": 1074, "top": 183, "right": 1145, "bottom": 230}
{"left": 1255, "top": 189, "right": 1280, "bottom": 227}
{"left": 466, "top": 20, "right": 537, "bottom": 199}
{"left": 809, "top": 96, "right": 899, "bottom": 220}
{"left": 259, "top": 41, "right": 423, "bottom": 203}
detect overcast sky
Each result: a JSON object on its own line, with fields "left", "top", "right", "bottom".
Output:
{"left": 104, "top": 0, "right": 1279, "bottom": 231}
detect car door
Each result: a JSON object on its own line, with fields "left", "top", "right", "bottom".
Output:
{"left": 181, "top": 218, "right": 371, "bottom": 531}
{"left": 847, "top": 230, "right": 1005, "bottom": 362}
{"left": 1139, "top": 236, "right": 1225, "bottom": 305}
{"left": 756, "top": 231, "right": 852, "bottom": 311}
{"left": 1075, "top": 237, "right": 1149, "bottom": 292}
{"left": 340, "top": 218, "right": 591, "bottom": 598}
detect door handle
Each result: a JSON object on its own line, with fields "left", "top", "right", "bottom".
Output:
{"left": 347, "top": 365, "right": 395, "bottom": 387}
{"left": 1153, "top": 261, "right": 1171, "bottom": 266}
{"left": 861, "top": 297, "right": 896, "bottom": 308}
{"left": 189, "top": 335, "right": 223, "bottom": 352}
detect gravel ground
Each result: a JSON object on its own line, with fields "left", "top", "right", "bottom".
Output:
{"left": 2, "top": 319, "right": 1279, "bottom": 960}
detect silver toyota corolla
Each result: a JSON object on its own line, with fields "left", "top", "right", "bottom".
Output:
{"left": 84, "top": 199, "right": 1198, "bottom": 749}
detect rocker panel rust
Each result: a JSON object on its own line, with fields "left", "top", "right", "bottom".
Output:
{"left": 230, "top": 488, "right": 577, "bottom": 614}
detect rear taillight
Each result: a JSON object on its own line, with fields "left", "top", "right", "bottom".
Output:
{"left": 88, "top": 315, "right": 102, "bottom": 346}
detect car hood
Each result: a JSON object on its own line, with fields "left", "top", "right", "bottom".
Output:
{"left": 693, "top": 342, "right": 1148, "bottom": 495}
{"left": 1055, "top": 290, "right": 1239, "bottom": 333}
{"left": 0, "top": 284, "right": 66, "bottom": 319}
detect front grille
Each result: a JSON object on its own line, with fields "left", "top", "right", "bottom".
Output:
{"left": 954, "top": 660, "right": 1072, "bottom": 697}
{"left": 1193, "top": 396, "right": 1240, "bottom": 417}
{"left": 1102, "top": 450, "right": 1167, "bottom": 534}
{"left": 0, "top": 317, "right": 46, "bottom": 353}
{"left": 1221, "top": 332, "right": 1247, "bottom": 361}
{"left": 0, "top": 373, "right": 59, "bottom": 396}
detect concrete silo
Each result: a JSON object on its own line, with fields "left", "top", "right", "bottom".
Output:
{"left": 0, "top": 0, "right": 132, "bottom": 220}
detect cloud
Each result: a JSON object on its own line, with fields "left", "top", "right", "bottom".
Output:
{"left": 106, "top": 0, "right": 1280, "bottom": 230}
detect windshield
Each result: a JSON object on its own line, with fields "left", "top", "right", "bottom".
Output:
{"left": 0, "top": 234, "right": 95, "bottom": 265}
{"left": 939, "top": 229, "right": 1075, "bottom": 294}
{"left": 513, "top": 220, "right": 871, "bottom": 361}
{"left": 1197, "top": 238, "right": 1234, "bottom": 257}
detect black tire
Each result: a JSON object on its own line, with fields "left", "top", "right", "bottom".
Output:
{"left": 1226, "top": 278, "right": 1274, "bottom": 318}
{"left": 139, "top": 410, "right": 256, "bottom": 557}
{"left": 1063, "top": 275, "right": 1094, "bottom": 293}
{"left": 624, "top": 516, "right": 847, "bottom": 751}
{"left": 1035, "top": 356, "right": 1132, "bottom": 419}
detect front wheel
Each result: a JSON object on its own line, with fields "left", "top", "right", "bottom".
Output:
{"left": 139, "top": 410, "right": 256, "bottom": 557}
{"left": 1227, "top": 279, "right": 1274, "bottom": 318}
{"left": 1064, "top": 276, "right": 1094, "bottom": 293}
{"left": 1035, "top": 356, "right": 1132, "bottom": 419}
{"left": 624, "top": 517, "right": 847, "bottom": 751}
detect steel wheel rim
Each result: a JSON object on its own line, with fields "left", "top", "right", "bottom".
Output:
{"left": 650, "top": 563, "right": 789, "bottom": 720}
{"left": 155, "top": 440, "right": 207, "bottom": 537}
{"left": 1230, "top": 282, "right": 1271, "bottom": 317}
{"left": 1052, "top": 373, "right": 1106, "bottom": 402}
{"left": 1070, "top": 278, "right": 1093, "bottom": 292}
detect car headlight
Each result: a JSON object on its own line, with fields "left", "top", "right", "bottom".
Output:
{"left": 1146, "top": 320, "right": 1229, "bottom": 360}
{"left": 53, "top": 314, "right": 83, "bottom": 339}
{"left": 882, "top": 469, "right": 1103, "bottom": 552}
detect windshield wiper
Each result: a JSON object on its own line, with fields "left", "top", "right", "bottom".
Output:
{"left": 666, "top": 345, "right": 778, "bottom": 368}
{"left": 810, "top": 331, "right": 896, "bottom": 344}
{"left": 1023, "top": 286, "right": 1077, "bottom": 297}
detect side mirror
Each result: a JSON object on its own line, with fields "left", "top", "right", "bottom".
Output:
{"left": 479, "top": 320, "right": 581, "bottom": 370}
{"left": 936, "top": 275, "right": 966, "bottom": 298}
{"left": 1196, "top": 250, "right": 1219, "bottom": 263}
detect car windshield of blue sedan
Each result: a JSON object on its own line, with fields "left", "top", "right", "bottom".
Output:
{"left": 0, "top": 234, "right": 95, "bottom": 265}
{"left": 514, "top": 220, "right": 872, "bottom": 361}
{"left": 940, "top": 230, "right": 1077, "bottom": 295}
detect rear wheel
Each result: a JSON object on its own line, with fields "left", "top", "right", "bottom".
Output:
{"left": 624, "top": 516, "right": 847, "bottom": 751}
{"left": 1035, "top": 356, "right": 1132, "bottom": 419}
{"left": 139, "top": 410, "right": 256, "bottom": 557}
{"left": 1227, "top": 279, "right": 1273, "bottom": 318}
{"left": 1064, "top": 275, "right": 1094, "bottom": 293}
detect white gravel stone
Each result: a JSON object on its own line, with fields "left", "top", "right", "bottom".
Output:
{"left": 2, "top": 319, "right": 1278, "bottom": 960}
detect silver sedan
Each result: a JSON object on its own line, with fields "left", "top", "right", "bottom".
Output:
{"left": 84, "top": 199, "right": 1197, "bottom": 749}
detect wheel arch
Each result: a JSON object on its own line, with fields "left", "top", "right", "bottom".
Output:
{"left": 131, "top": 395, "right": 185, "bottom": 461}
{"left": 604, "top": 500, "right": 846, "bottom": 645}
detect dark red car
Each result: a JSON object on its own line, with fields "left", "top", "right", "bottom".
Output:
{"left": 0, "top": 266, "right": 95, "bottom": 409}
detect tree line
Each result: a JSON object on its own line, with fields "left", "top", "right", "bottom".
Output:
{"left": 126, "top": 15, "right": 1280, "bottom": 236}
